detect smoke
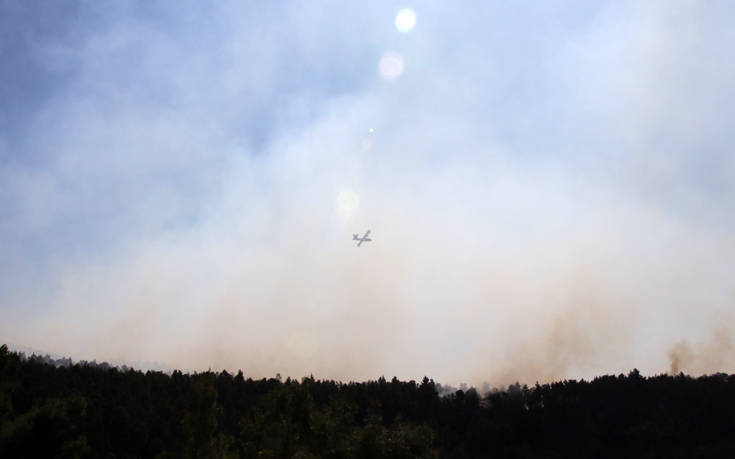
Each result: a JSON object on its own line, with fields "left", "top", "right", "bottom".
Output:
{"left": 668, "top": 341, "right": 693, "bottom": 375}
{"left": 668, "top": 316, "right": 735, "bottom": 375}
{"left": 2, "top": 1, "right": 735, "bottom": 386}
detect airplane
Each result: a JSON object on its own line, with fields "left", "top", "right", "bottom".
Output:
{"left": 352, "top": 230, "right": 372, "bottom": 247}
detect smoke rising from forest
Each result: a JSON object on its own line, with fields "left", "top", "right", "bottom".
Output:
{"left": 668, "top": 318, "right": 735, "bottom": 376}
{"left": 2, "top": 1, "right": 735, "bottom": 385}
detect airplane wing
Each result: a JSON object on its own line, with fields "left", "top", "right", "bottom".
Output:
{"left": 354, "top": 230, "right": 372, "bottom": 247}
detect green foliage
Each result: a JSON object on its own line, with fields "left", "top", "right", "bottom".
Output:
{"left": 1, "top": 344, "right": 735, "bottom": 458}
{"left": 0, "top": 395, "right": 90, "bottom": 458}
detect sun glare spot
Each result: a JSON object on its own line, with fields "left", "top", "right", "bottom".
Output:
{"left": 336, "top": 190, "right": 359, "bottom": 218}
{"left": 395, "top": 8, "right": 416, "bottom": 33}
{"left": 378, "top": 51, "right": 404, "bottom": 80}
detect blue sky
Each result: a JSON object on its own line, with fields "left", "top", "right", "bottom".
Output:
{"left": 2, "top": 1, "right": 735, "bottom": 384}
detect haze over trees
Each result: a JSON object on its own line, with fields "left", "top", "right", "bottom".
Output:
{"left": 2, "top": 345, "right": 734, "bottom": 458}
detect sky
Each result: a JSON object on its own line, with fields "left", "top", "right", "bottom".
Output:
{"left": 2, "top": 0, "right": 735, "bottom": 386}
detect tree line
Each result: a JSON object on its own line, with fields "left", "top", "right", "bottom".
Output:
{"left": 1, "top": 344, "right": 734, "bottom": 458}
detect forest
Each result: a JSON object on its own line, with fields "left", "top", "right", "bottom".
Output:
{"left": 1, "top": 344, "right": 734, "bottom": 458}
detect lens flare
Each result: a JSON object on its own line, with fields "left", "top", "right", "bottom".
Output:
{"left": 378, "top": 51, "right": 404, "bottom": 80}
{"left": 336, "top": 190, "right": 359, "bottom": 218}
{"left": 395, "top": 8, "right": 416, "bottom": 32}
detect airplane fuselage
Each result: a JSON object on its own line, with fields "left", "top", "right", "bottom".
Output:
{"left": 353, "top": 230, "right": 372, "bottom": 247}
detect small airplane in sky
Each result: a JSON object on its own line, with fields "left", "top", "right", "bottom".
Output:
{"left": 353, "top": 230, "right": 372, "bottom": 247}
